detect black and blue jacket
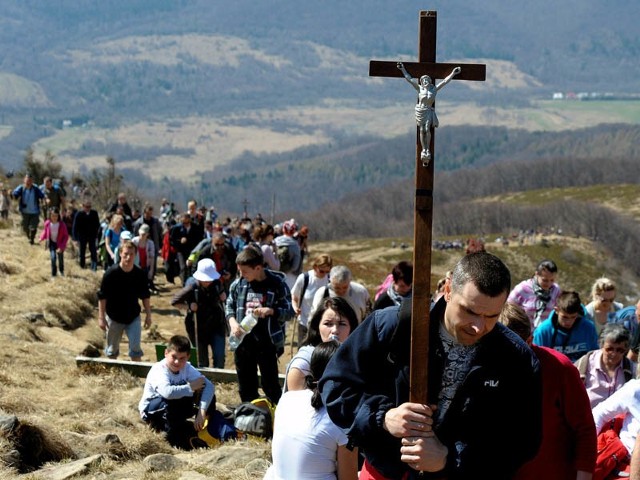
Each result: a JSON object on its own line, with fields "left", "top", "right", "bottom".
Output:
{"left": 320, "top": 299, "right": 542, "bottom": 479}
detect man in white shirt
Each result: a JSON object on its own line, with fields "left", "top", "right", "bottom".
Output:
{"left": 593, "top": 378, "right": 640, "bottom": 459}
{"left": 311, "top": 265, "right": 370, "bottom": 323}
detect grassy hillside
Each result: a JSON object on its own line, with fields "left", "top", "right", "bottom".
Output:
{"left": 2, "top": 0, "right": 640, "bottom": 175}
{"left": 481, "top": 184, "right": 640, "bottom": 220}
{"left": 30, "top": 101, "right": 640, "bottom": 188}
{"left": 310, "top": 233, "right": 637, "bottom": 305}
{"left": 0, "top": 203, "right": 638, "bottom": 476}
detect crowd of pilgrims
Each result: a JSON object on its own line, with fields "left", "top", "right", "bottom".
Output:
{"left": 7, "top": 178, "right": 640, "bottom": 479}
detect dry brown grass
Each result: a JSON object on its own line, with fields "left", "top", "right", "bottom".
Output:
{"left": 3, "top": 208, "right": 635, "bottom": 477}
{"left": 0, "top": 214, "right": 269, "bottom": 479}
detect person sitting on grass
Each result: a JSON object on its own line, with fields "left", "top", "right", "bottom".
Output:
{"left": 139, "top": 335, "right": 215, "bottom": 450}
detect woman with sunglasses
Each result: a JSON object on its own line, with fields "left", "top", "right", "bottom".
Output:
{"left": 585, "top": 277, "right": 624, "bottom": 336}
{"left": 290, "top": 253, "right": 333, "bottom": 349}
{"left": 576, "top": 323, "right": 636, "bottom": 409}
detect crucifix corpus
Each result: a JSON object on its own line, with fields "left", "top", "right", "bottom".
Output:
{"left": 369, "top": 11, "right": 486, "bottom": 404}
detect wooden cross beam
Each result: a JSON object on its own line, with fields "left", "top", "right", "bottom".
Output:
{"left": 369, "top": 11, "right": 486, "bottom": 404}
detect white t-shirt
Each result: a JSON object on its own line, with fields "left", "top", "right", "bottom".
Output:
{"left": 49, "top": 221, "right": 60, "bottom": 243}
{"left": 291, "top": 270, "right": 329, "bottom": 327}
{"left": 311, "top": 281, "right": 370, "bottom": 322}
{"left": 593, "top": 378, "right": 640, "bottom": 454}
{"left": 283, "top": 345, "right": 315, "bottom": 393}
{"left": 138, "top": 360, "right": 215, "bottom": 416}
{"left": 265, "top": 389, "right": 348, "bottom": 480}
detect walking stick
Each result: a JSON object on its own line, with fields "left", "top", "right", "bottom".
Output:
{"left": 289, "top": 315, "right": 298, "bottom": 356}
{"left": 193, "top": 287, "right": 200, "bottom": 367}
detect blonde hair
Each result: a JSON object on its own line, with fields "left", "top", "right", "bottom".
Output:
{"left": 312, "top": 253, "right": 333, "bottom": 270}
{"left": 591, "top": 277, "right": 616, "bottom": 300}
{"left": 109, "top": 214, "right": 123, "bottom": 229}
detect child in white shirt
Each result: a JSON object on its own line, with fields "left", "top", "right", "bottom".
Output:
{"left": 139, "top": 335, "right": 215, "bottom": 449}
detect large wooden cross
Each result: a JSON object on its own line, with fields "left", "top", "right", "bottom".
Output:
{"left": 369, "top": 11, "right": 486, "bottom": 404}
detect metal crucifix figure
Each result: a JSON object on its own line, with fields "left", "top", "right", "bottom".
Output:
{"left": 397, "top": 62, "right": 461, "bottom": 166}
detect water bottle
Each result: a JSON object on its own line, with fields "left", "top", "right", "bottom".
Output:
{"left": 240, "top": 311, "right": 258, "bottom": 332}
{"left": 228, "top": 332, "right": 245, "bottom": 351}
{"left": 329, "top": 334, "right": 341, "bottom": 344}
{"left": 229, "top": 312, "right": 258, "bottom": 351}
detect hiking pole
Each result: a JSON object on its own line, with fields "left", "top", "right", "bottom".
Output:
{"left": 193, "top": 287, "right": 200, "bottom": 367}
{"left": 289, "top": 316, "right": 297, "bottom": 356}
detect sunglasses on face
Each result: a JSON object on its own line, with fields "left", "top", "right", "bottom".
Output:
{"left": 604, "top": 346, "right": 627, "bottom": 354}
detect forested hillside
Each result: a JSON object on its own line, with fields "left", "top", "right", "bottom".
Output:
{"left": 114, "top": 123, "right": 640, "bottom": 213}
{"left": 296, "top": 153, "right": 640, "bottom": 277}
{"left": 1, "top": 0, "right": 639, "bottom": 170}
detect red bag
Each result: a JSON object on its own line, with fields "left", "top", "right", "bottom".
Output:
{"left": 360, "top": 460, "right": 410, "bottom": 480}
{"left": 594, "top": 416, "right": 630, "bottom": 480}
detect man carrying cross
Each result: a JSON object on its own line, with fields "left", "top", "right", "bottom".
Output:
{"left": 319, "top": 11, "right": 542, "bottom": 478}
{"left": 320, "top": 253, "right": 542, "bottom": 479}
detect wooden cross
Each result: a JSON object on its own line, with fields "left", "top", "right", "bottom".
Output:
{"left": 242, "top": 198, "right": 250, "bottom": 218}
{"left": 369, "top": 11, "right": 486, "bottom": 404}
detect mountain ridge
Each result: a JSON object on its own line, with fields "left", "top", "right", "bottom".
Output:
{"left": 1, "top": 1, "right": 640, "bottom": 223}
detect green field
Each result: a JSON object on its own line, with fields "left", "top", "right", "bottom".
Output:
{"left": 533, "top": 99, "right": 640, "bottom": 128}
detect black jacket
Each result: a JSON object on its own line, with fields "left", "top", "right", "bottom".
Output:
{"left": 320, "top": 299, "right": 542, "bottom": 479}
{"left": 170, "top": 223, "right": 204, "bottom": 255}
{"left": 171, "top": 277, "right": 227, "bottom": 336}
{"left": 72, "top": 208, "right": 100, "bottom": 241}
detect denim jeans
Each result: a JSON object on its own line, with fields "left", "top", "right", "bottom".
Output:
{"left": 105, "top": 315, "right": 143, "bottom": 359}
{"left": 49, "top": 241, "right": 64, "bottom": 276}
{"left": 212, "top": 334, "right": 226, "bottom": 369}
{"left": 185, "top": 316, "right": 226, "bottom": 368}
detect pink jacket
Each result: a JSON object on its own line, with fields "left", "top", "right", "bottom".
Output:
{"left": 39, "top": 220, "right": 70, "bottom": 252}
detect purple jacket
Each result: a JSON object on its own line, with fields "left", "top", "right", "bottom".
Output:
{"left": 508, "top": 278, "right": 561, "bottom": 328}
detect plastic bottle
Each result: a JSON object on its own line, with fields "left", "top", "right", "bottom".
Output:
{"left": 229, "top": 312, "right": 258, "bottom": 351}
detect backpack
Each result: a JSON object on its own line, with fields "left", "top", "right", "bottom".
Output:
{"left": 594, "top": 415, "right": 629, "bottom": 480}
{"left": 299, "top": 272, "right": 310, "bottom": 303}
{"left": 193, "top": 410, "right": 237, "bottom": 448}
{"left": 277, "top": 243, "right": 294, "bottom": 273}
{"left": 576, "top": 350, "right": 635, "bottom": 384}
{"left": 233, "top": 397, "right": 275, "bottom": 439}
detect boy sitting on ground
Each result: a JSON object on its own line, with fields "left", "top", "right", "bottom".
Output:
{"left": 139, "top": 335, "right": 215, "bottom": 449}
